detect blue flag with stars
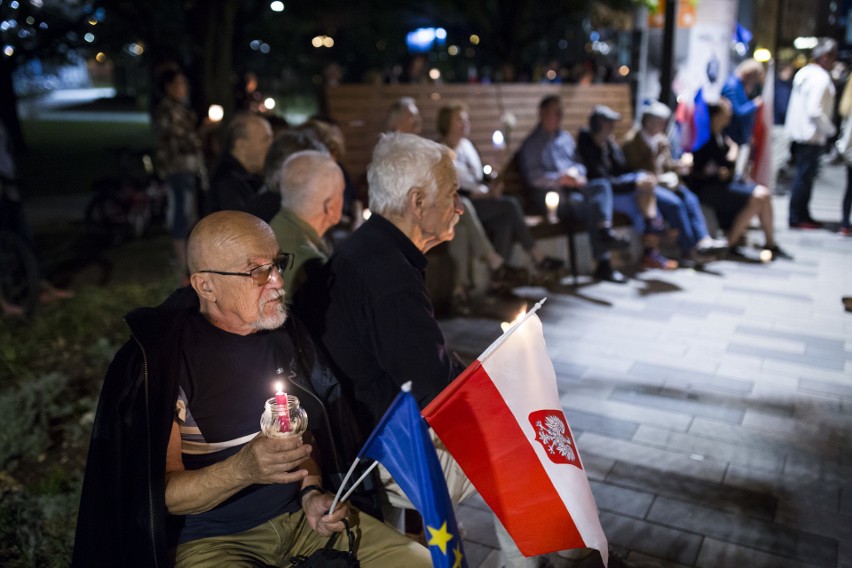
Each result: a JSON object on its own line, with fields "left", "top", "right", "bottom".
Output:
{"left": 358, "top": 390, "right": 467, "bottom": 568}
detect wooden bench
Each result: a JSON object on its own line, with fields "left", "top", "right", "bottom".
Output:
{"left": 325, "top": 83, "right": 635, "bottom": 285}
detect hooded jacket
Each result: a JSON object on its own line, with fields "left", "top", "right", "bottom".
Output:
{"left": 71, "top": 287, "right": 361, "bottom": 567}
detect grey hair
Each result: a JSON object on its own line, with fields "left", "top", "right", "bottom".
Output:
{"left": 386, "top": 97, "right": 417, "bottom": 131}
{"left": 279, "top": 150, "right": 342, "bottom": 213}
{"left": 367, "top": 132, "right": 452, "bottom": 217}
{"left": 264, "top": 129, "right": 329, "bottom": 191}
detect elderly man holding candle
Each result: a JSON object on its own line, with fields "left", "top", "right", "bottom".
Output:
{"left": 72, "top": 210, "right": 429, "bottom": 567}
{"left": 518, "top": 94, "right": 631, "bottom": 283}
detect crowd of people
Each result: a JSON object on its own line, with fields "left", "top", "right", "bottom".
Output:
{"left": 70, "top": 37, "right": 850, "bottom": 568}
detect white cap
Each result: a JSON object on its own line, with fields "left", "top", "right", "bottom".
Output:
{"left": 641, "top": 100, "right": 672, "bottom": 120}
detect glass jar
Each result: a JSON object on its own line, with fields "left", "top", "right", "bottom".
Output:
{"left": 260, "top": 395, "right": 308, "bottom": 437}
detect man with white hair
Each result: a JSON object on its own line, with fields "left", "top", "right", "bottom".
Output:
{"left": 268, "top": 150, "right": 344, "bottom": 297}
{"left": 299, "top": 132, "right": 465, "bottom": 433}
{"left": 785, "top": 37, "right": 838, "bottom": 229}
{"left": 386, "top": 96, "right": 423, "bottom": 134}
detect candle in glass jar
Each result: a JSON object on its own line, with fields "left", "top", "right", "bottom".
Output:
{"left": 274, "top": 381, "right": 291, "bottom": 433}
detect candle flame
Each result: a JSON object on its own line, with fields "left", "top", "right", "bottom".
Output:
{"left": 500, "top": 306, "right": 527, "bottom": 332}
{"left": 275, "top": 381, "right": 284, "bottom": 395}
{"left": 545, "top": 191, "right": 560, "bottom": 209}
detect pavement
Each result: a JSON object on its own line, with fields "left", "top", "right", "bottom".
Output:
{"left": 444, "top": 161, "right": 852, "bottom": 567}
{"left": 20, "top": 150, "right": 851, "bottom": 567}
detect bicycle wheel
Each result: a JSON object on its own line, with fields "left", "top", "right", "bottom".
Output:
{"left": 0, "top": 230, "right": 40, "bottom": 317}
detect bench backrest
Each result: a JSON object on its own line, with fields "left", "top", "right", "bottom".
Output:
{"left": 324, "top": 83, "right": 634, "bottom": 186}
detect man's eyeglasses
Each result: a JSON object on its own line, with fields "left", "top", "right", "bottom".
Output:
{"left": 198, "top": 252, "right": 295, "bottom": 286}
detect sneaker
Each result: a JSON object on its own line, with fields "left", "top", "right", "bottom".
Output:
{"left": 696, "top": 237, "right": 729, "bottom": 256}
{"left": 593, "top": 262, "right": 628, "bottom": 283}
{"left": 789, "top": 220, "right": 823, "bottom": 230}
{"left": 598, "top": 228, "right": 631, "bottom": 250}
{"left": 536, "top": 256, "right": 565, "bottom": 272}
{"left": 641, "top": 250, "right": 678, "bottom": 270}
{"left": 763, "top": 244, "right": 794, "bottom": 261}
{"left": 839, "top": 227, "right": 851, "bottom": 237}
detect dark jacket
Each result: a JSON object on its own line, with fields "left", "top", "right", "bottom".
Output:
{"left": 208, "top": 153, "right": 279, "bottom": 222}
{"left": 72, "top": 287, "right": 360, "bottom": 567}
{"left": 576, "top": 128, "right": 642, "bottom": 194}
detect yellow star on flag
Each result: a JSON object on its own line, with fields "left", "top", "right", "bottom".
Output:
{"left": 452, "top": 543, "right": 464, "bottom": 568}
{"left": 426, "top": 521, "right": 454, "bottom": 554}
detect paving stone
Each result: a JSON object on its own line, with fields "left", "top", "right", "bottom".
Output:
{"left": 600, "top": 511, "right": 703, "bottom": 566}
{"left": 728, "top": 343, "right": 846, "bottom": 370}
{"left": 646, "top": 496, "right": 838, "bottom": 565}
{"left": 609, "top": 386, "right": 746, "bottom": 424}
{"left": 695, "top": 537, "right": 818, "bottom": 568}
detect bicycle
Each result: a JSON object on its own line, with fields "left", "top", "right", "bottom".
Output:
{"left": 84, "top": 147, "right": 167, "bottom": 244}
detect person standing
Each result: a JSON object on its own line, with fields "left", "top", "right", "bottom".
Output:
{"left": 784, "top": 38, "right": 838, "bottom": 229}
{"left": 153, "top": 69, "right": 207, "bottom": 280}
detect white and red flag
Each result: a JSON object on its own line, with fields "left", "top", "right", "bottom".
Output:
{"left": 422, "top": 300, "right": 608, "bottom": 564}
{"left": 751, "top": 61, "right": 775, "bottom": 188}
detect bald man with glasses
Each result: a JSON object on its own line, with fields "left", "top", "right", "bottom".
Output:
{"left": 73, "top": 210, "right": 430, "bottom": 567}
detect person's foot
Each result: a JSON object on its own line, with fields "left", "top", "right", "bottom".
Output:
{"left": 763, "top": 244, "right": 794, "bottom": 261}
{"left": 536, "top": 256, "right": 565, "bottom": 272}
{"left": 789, "top": 220, "right": 823, "bottom": 229}
{"left": 598, "top": 228, "right": 631, "bottom": 250}
{"left": 695, "top": 237, "right": 728, "bottom": 256}
{"left": 839, "top": 226, "right": 851, "bottom": 237}
{"left": 641, "top": 249, "right": 678, "bottom": 270}
{"left": 492, "top": 264, "right": 530, "bottom": 288}
{"left": 593, "top": 262, "right": 628, "bottom": 283}
{"left": 844, "top": 297, "right": 852, "bottom": 313}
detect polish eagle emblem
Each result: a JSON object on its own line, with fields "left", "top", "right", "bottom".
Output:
{"left": 529, "top": 410, "right": 582, "bottom": 469}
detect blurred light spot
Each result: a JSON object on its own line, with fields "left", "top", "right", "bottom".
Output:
{"left": 492, "top": 130, "right": 505, "bottom": 147}
{"left": 26, "top": 16, "right": 34, "bottom": 24}
{"left": 793, "top": 36, "right": 817, "bottom": 50}
{"left": 428, "top": 68, "right": 441, "bottom": 80}
{"left": 10, "top": 1, "right": 19, "bottom": 9}
{"left": 546, "top": 69, "right": 557, "bottom": 81}
{"left": 435, "top": 28, "right": 447, "bottom": 40}
{"left": 208, "top": 105, "right": 224, "bottom": 122}
{"left": 754, "top": 48, "right": 771, "bottom": 62}
{"left": 312, "top": 36, "right": 323, "bottom": 48}
{"left": 469, "top": 34, "right": 480, "bottom": 45}
{"left": 483, "top": 165, "right": 492, "bottom": 176}
{"left": 618, "top": 65, "right": 630, "bottom": 76}
{"left": 362, "top": 208, "right": 372, "bottom": 221}
{"left": 260, "top": 43, "right": 270, "bottom": 53}
{"left": 264, "top": 97, "right": 276, "bottom": 110}
{"left": 250, "top": 39, "right": 261, "bottom": 50}
{"left": 95, "top": 51, "right": 106, "bottom": 63}
{"left": 3, "top": 45, "right": 14, "bottom": 57}
{"left": 88, "top": 18, "right": 97, "bottom": 25}
{"left": 558, "top": 39, "right": 568, "bottom": 49}
{"left": 84, "top": 32, "right": 95, "bottom": 43}
{"left": 270, "top": 1, "right": 284, "bottom": 12}
{"left": 430, "top": 92, "right": 441, "bottom": 101}
{"left": 448, "top": 45, "right": 458, "bottom": 56}
{"left": 322, "top": 36, "right": 334, "bottom": 48}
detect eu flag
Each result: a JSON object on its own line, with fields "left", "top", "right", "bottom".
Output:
{"left": 691, "top": 87, "right": 711, "bottom": 152}
{"left": 358, "top": 390, "right": 467, "bottom": 568}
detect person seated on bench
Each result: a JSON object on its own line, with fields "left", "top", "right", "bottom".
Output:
{"left": 387, "top": 98, "right": 526, "bottom": 311}
{"left": 72, "top": 210, "right": 430, "bottom": 567}
{"left": 518, "top": 95, "right": 631, "bottom": 283}
{"left": 622, "top": 100, "right": 728, "bottom": 266}
{"left": 687, "top": 98, "right": 792, "bottom": 261}
{"left": 438, "top": 101, "right": 565, "bottom": 273}
{"left": 577, "top": 104, "right": 677, "bottom": 270}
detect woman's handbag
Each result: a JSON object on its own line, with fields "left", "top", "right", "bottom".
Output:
{"left": 290, "top": 520, "right": 359, "bottom": 568}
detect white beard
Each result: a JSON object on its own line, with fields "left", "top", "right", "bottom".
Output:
{"left": 253, "top": 289, "right": 288, "bottom": 330}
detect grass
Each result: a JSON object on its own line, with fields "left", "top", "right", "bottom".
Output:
{"left": 18, "top": 119, "right": 155, "bottom": 198}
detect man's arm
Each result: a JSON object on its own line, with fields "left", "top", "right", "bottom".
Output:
{"left": 164, "top": 420, "right": 312, "bottom": 515}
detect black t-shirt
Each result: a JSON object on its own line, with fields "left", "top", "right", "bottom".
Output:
{"left": 176, "top": 311, "right": 300, "bottom": 543}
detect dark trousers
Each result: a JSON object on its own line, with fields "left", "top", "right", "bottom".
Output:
{"left": 843, "top": 166, "right": 852, "bottom": 229}
{"left": 533, "top": 179, "right": 613, "bottom": 260}
{"left": 788, "top": 143, "right": 823, "bottom": 225}
{"left": 470, "top": 196, "right": 536, "bottom": 260}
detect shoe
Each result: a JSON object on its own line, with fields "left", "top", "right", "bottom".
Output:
{"left": 593, "top": 262, "right": 628, "bottom": 283}
{"left": 763, "top": 244, "right": 794, "bottom": 261}
{"left": 598, "top": 228, "right": 631, "bottom": 250}
{"left": 536, "top": 256, "right": 565, "bottom": 272}
{"left": 839, "top": 227, "right": 851, "bottom": 237}
{"left": 726, "top": 246, "right": 751, "bottom": 261}
{"left": 844, "top": 297, "right": 852, "bottom": 313}
{"left": 789, "top": 220, "right": 823, "bottom": 229}
{"left": 492, "top": 264, "right": 529, "bottom": 287}
{"left": 695, "top": 237, "right": 729, "bottom": 256}
{"left": 641, "top": 250, "right": 678, "bottom": 270}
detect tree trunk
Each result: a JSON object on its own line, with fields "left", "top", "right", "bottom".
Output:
{"left": 0, "top": 58, "right": 26, "bottom": 154}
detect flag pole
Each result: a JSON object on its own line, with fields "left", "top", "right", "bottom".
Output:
{"left": 329, "top": 457, "right": 361, "bottom": 514}
{"left": 328, "top": 381, "right": 413, "bottom": 514}
{"left": 479, "top": 297, "right": 546, "bottom": 363}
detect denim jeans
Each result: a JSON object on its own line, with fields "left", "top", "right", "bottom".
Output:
{"left": 788, "top": 143, "right": 823, "bottom": 225}
{"left": 655, "top": 184, "right": 709, "bottom": 255}
{"left": 534, "top": 178, "right": 614, "bottom": 260}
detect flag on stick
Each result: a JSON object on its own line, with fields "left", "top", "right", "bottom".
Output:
{"left": 354, "top": 384, "right": 467, "bottom": 568}
{"left": 751, "top": 61, "right": 775, "bottom": 188}
{"left": 423, "top": 301, "right": 607, "bottom": 564}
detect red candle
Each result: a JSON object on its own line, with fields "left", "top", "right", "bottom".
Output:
{"left": 275, "top": 382, "right": 291, "bottom": 434}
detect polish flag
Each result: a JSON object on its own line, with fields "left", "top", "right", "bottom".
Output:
{"left": 751, "top": 61, "right": 775, "bottom": 188}
{"left": 422, "top": 301, "right": 608, "bottom": 564}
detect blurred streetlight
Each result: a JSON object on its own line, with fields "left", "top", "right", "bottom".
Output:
{"left": 270, "top": 1, "right": 284, "bottom": 12}
{"left": 208, "top": 105, "right": 224, "bottom": 123}
{"left": 263, "top": 97, "right": 276, "bottom": 110}
{"left": 754, "top": 48, "right": 771, "bottom": 63}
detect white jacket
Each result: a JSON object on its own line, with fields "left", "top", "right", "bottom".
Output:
{"left": 784, "top": 63, "right": 837, "bottom": 145}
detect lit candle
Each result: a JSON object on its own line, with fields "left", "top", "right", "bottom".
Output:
{"left": 545, "top": 191, "right": 560, "bottom": 223}
{"left": 500, "top": 307, "right": 527, "bottom": 332}
{"left": 208, "top": 104, "right": 224, "bottom": 123}
{"left": 275, "top": 381, "right": 291, "bottom": 434}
